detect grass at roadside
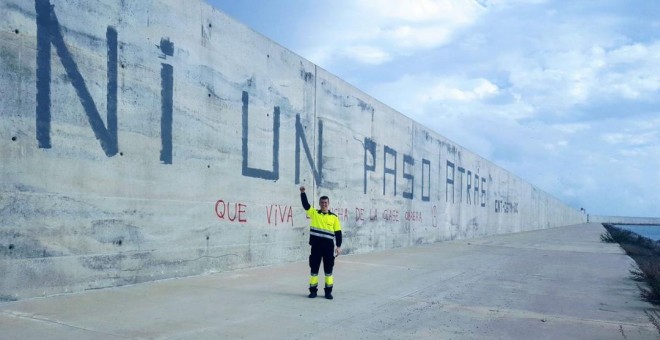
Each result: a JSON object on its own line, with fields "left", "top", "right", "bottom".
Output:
{"left": 601, "top": 223, "right": 660, "bottom": 306}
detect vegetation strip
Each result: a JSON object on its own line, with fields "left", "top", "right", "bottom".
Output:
{"left": 601, "top": 223, "right": 660, "bottom": 306}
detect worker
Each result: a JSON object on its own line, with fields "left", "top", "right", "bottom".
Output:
{"left": 299, "top": 186, "right": 342, "bottom": 299}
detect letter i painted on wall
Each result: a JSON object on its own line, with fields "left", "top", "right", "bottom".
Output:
{"left": 159, "top": 38, "right": 174, "bottom": 164}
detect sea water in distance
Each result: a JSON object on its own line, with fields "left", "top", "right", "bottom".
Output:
{"left": 613, "top": 224, "right": 660, "bottom": 241}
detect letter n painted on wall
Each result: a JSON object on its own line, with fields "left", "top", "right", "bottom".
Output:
{"left": 295, "top": 114, "right": 323, "bottom": 186}
{"left": 35, "top": 0, "right": 118, "bottom": 157}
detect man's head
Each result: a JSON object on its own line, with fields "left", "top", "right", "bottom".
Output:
{"left": 319, "top": 196, "right": 329, "bottom": 213}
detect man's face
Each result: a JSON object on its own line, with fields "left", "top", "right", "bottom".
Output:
{"left": 319, "top": 198, "right": 329, "bottom": 212}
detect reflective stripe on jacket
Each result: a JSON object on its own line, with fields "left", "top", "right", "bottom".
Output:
{"left": 301, "top": 192, "right": 342, "bottom": 247}
{"left": 306, "top": 208, "right": 341, "bottom": 241}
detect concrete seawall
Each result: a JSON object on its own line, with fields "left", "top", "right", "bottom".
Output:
{"left": 0, "top": 0, "right": 585, "bottom": 300}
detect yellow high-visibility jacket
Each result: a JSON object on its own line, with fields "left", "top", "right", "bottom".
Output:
{"left": 301, "top": 193, "right": 342, "bottom": 246}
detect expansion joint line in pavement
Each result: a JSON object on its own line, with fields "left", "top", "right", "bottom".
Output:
{"left": 1, "top": 310, "right": 127, "bottom": 339}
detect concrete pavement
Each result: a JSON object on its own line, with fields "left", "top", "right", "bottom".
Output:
{"left": 1, "top": 223, "right": 658, "bottom": 339}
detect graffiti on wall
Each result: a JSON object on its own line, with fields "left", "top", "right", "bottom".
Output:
{"left": 213, "top": 199, "right": 429, "bottom": 227}
{"left": 31, "top": 0, "right": 504, "bottom": 224}
{"left": 495, "top": 200, "right": 519, "bottom": 214}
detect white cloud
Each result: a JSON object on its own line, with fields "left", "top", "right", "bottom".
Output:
{"left": 479, "top": 39, "right": 660, "bottom": 126}
{"left": 597, "top": 42, "right": 660, "bottom": 100}
{"left": 608, "top": 43, "right": 654, "bottom": 63}
{"left": 553, "top": 123, "right": 591, "bottom": 134}
{"left": 423, "top": 78, "right": 499, "bottom": 102}
{"left": 358, "top": 0, "right": 481, "bottom": 24}
{"left": 371, "top": 74, "right": 500, "bottom": 105}
{"left": 543, "top": 140, "right": 568, "bottom": 151}
{"left": 602, "top": 131, "right": 657, "bottom": 147}
{"left": 297, "top": 0, "right": 487, "bottom": 66}
{"left": 340, "top": 45, "right": 392, "bottom": 65}
{"left": 384, "top": 25, "right": 454, "bottom": 49}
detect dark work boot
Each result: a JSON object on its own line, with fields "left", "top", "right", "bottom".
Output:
{"left": 308, "top": 287, "right": 318, "bottom": 298}
{"left": 324, "top": 287, "right": 333, "bottom": 300}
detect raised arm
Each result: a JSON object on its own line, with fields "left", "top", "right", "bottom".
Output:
{"left": 300, "top": 186, "right": 311, "bottom": 210}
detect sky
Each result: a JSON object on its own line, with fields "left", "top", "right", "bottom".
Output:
{"left": 207, "top": 0, "right": 660, "bottom": 218}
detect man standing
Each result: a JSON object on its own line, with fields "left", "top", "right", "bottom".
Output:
{"left": 299, "top": 186, "right": 342, "bottom": 299}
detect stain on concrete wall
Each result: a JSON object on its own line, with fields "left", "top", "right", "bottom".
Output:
{"left": 0, "top": 0, "right": 586, "bottom": 300}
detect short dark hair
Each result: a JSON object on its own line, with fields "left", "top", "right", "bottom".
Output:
{"left": 319, "top": 196, "right": 329, "bottom": 201}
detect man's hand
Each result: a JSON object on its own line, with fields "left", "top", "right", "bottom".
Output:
{"left": 334, "top": 247, "right": 341, "bottom": 257}
{"left": 299, "top": 186, "right": 305, "bottom": 193}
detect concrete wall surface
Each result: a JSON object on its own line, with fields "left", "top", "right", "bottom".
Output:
{"left": 0, "top": 0, "right": 586, "bottom": 300}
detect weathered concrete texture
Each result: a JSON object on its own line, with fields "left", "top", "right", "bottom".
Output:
{"left": 1, "top": 0, "right": 585, "bottom": 300}
{"left": 0, "top": 223, "right": 658, "bottom": 339}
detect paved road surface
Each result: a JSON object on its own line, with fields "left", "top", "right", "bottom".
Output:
{"left": 1, "top": 223, "right": 659, "bottom": 339}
